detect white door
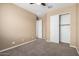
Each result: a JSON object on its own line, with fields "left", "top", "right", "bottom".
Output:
{"left": 60, "top": 14, "right": 71, "bottom": 43}
{"left": 50, "top": 15, "right": 59, "bottom": 43}
{"left": 36, "top": 20, "right": 42, "bottom": 38}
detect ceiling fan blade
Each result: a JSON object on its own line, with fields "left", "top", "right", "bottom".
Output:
{"left": 41, "top": 3, "right": 46, "bottom": 6}
{"left": 30, "top": 3, "right": 35, "bottom": 4}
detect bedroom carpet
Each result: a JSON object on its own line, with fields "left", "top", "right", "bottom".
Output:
{"left": 0, "top": 39, "right": 78, "bottom": 56}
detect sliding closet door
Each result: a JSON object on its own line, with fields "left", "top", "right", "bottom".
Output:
{"left": 60, "top": 14, "right": 71, "bottom": 43}
{"left": 36, "top": 20, "right": 42, "bottom": 39}
{"left": 50, "top": 15, "right": 59, "bottom": 43}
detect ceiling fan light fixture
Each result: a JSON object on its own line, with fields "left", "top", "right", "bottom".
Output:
{"left": 36, "top": 3, "right": 41, "bottom": 5}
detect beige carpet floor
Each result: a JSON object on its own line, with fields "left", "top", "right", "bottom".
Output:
{"left": 0, "top": 39, "right": 78, "bottom": 56}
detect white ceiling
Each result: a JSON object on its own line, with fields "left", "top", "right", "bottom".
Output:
{"left": 15, "top": 3, "right": 75, "bottom": 17}
{"left": 15, "top": 3, "right": 48, "bottom": 17}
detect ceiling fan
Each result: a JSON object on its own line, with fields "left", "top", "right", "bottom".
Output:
{"left": 30, "top": 3, "right": 46, "bottom": 6}
{"left": 30, "top": 3, "right": 53, "bottom": 8}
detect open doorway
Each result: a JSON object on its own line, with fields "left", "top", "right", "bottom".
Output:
{"left": 36, "top": 20, "right": 42, "bottom": 39}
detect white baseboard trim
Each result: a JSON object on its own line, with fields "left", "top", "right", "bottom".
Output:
{"left": 76, "top": 48, "right": 79, "bottom": 55}
{"left": 0, "top": 39, "right": 36, "bottom": 53}
{"left": 70, "top": 45, "right": 76, "bottom": 48}
{"left": 70, "top": 45, "right": 79, "bottom": 55}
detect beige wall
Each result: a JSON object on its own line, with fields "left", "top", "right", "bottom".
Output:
{"left": 0, "top": 4, "right": 36, "bottom": 50}
{"left": 77, "top": 4, "right": 79, "bottom": 51}
{"left": 42, "top": 4, "right": 77, "bottom": 48}
{"left": 42, "top": 15, "right": 47, "bottom": 39}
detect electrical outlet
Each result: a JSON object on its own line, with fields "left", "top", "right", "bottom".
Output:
{"left": 12, "top": 41, "right": 15, "bottom": 45}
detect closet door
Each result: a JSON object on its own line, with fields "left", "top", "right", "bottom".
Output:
{"left": 60, "top": 14, "right": 71, "bottom": 43}
{"left": 50, "top": 15, "right": 59, "bottom": 43}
